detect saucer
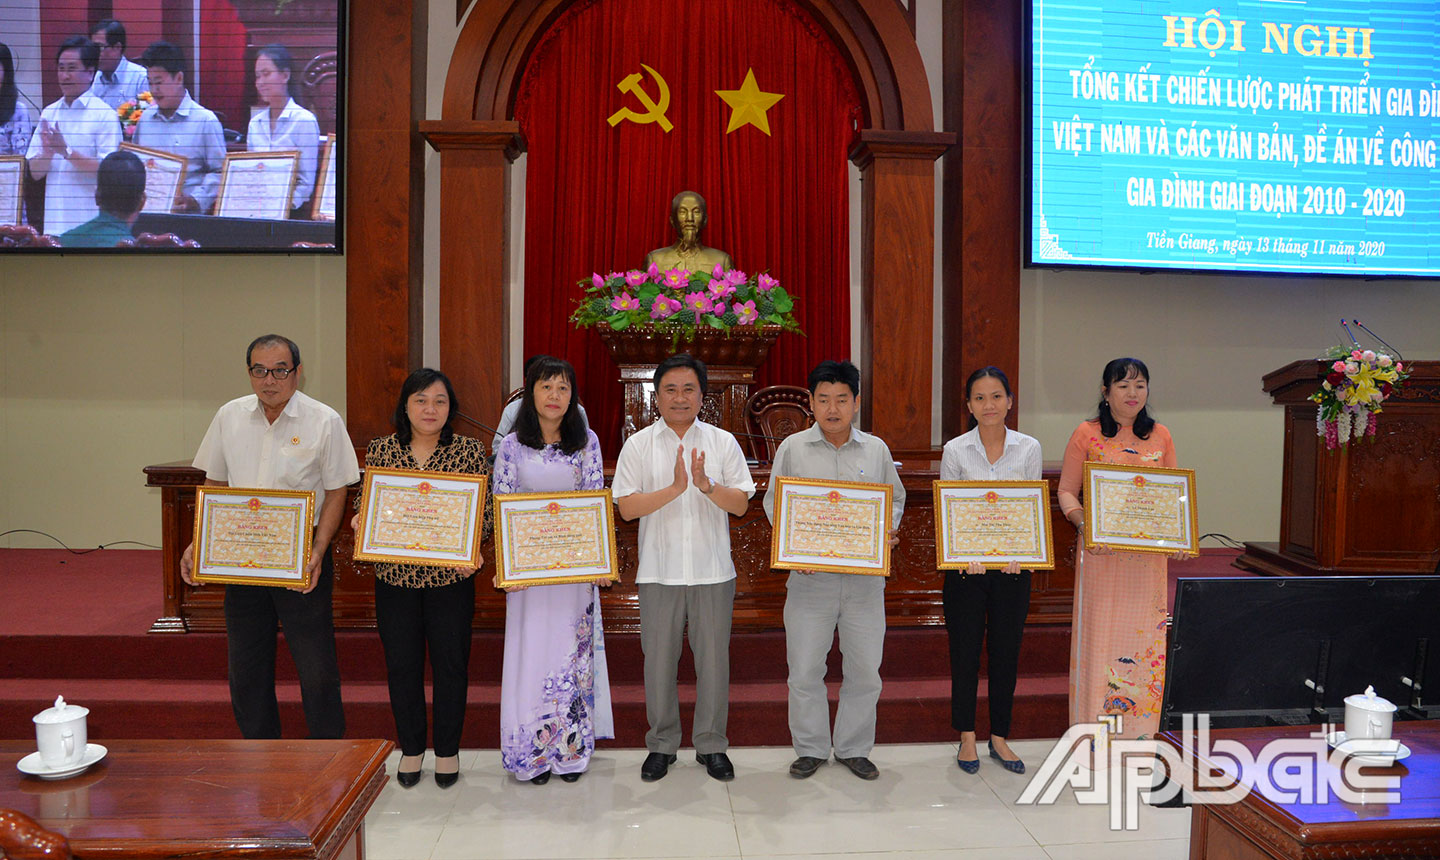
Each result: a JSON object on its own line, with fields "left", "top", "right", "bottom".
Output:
{"left": 16, "top": 744, "right": 107, "bottom": 780}
{"left": 1325, "top": 731, "right": 1411, "bottom": 765}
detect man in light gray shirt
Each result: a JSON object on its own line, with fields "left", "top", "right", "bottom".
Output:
{"left": 134, "top": 41, "right": 226, "bottom": 213}
{"left": 762, "top": 360, "right": 904, "bottom": 781}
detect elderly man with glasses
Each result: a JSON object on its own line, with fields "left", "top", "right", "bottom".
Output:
{"left": 180, "top": 334, "right": 360, "bottom": 739}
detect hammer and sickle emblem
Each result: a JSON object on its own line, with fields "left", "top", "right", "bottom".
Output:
{"left": 606, "top": 63, "right": 673, "bottom": 133}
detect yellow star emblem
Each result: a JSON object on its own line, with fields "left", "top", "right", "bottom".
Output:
{"left": 714, "top": 69, "right": 784, "bottom": 136}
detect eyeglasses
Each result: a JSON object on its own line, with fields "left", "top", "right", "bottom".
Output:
{"left": 249, "top": 365, "right": 295, "bottom": 379}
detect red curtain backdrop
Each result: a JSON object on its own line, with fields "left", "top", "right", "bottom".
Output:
{"left": 515, "top": 0, "right": 861, "bottom": 454}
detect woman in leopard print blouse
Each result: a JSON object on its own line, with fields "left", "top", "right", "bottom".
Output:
{"left": 355, "top": 368, "right": 488, "bottom": 789}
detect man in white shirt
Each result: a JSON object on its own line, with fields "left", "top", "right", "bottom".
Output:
{"left": 612, "top": 354, "right": 755, "bottom": 782}
{"left": 179, "top": 334, "right": 360, "bottom": 739}
{"left": 88, "top": 19, "right": 148, "bottom": 109}
{"left": 25, "top": 37, "right": 121, "bottom": 235}
{"left": 762, "top": 360, "right": 905, "bottom": 781}
{"left": 134, "top": 41, "right": 226, "bottom": 213}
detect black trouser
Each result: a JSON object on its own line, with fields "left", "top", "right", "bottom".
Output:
{"left": 374, "top": 575, "right": 476, "bottom": 757}
{"left": 942, "top": 570, "right": 1031, "bottom": 736}
{"left": 224, "top": 549, "right": 345, "bottom": 739}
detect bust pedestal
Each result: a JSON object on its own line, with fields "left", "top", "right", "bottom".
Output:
{"left": 597, "top": 326, "right": 781, "bottom": 453}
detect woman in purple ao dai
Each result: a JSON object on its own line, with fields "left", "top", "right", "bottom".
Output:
{"left": 492, "top": 357, "right": 613, "bottom": 784}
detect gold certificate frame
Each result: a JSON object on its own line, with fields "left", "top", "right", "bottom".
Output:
{"left": 0, "top": 156, "right": 22, "bottom": 226}
{"left": 310, "top": 134, "right": 336, "bottom": 221}
{"left": 193, "top": 486, "right": 314, "bottom": 588}
{"left": 216, "top": 151, "right": 300, "bottom": 220}
{"left": 1082, "top": 462, "right": 1199, "bottom": 555}
{"left": 119, "top": 143, "right": 188, "bottom": 214}
{"left": 933, "top": 480, "right": 1055, "bottom": 570}
{"left": 353, "top": 466, "right": 487, "bottom": 569}
{"left": 769, "top": 476, "right": 893, "bottom": 576}
{"left": 494, "top": 489, "right": 619, "bottom": 588}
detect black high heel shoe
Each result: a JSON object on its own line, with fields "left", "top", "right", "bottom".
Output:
{"left": 396, "top": 753, "right": 424, "bottom": 788}
{"left": 434, "top": 755, "right": 459, "bottom": 789}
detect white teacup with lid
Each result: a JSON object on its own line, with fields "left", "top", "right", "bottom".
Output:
{"left": 33, "top": 696, "right": 88, "bottom": 768}
{"left": 1343, "top": 685, "right": 1396, "bottom": 741}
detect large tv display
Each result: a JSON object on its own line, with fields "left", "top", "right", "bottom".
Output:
{"left": 1028, "top": 1, "right": 1439, "bottom": 276}
{"left": 0, "top": 0, "right": 342, "bottom": 252}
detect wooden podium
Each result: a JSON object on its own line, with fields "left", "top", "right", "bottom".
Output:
{"left": 1236, "top": 359, "right": 1440, "bottom": 576}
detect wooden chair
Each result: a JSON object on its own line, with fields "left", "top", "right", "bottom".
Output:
{"left": 0, "top": 225, "right": 61, "bottom": 248}
{"left": 745, "top": 384, "right": 813, "bottom": 463}
{"left": 116, "top": 233, "right": 201, "bottom": 249}
{"left": 302, "top": 52, "right": 339, "bottom": 136}
{"left": 0, "top": 809, "right": 72, "bottom": 860}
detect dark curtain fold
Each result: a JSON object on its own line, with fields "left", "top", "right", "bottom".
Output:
{"left": 515, "top": 0, "right": 861, "bottom": 454}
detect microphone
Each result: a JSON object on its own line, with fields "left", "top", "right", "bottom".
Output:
{"left": 1339, "top": 318, "right": 1360, "bottom": 348}
{"left": 1351, "top": 320, "right": 1403, "bottom": 361}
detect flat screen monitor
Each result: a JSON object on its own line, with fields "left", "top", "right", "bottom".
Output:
{"left": 1028, "top": 1, "right": 1440, "bottom": 276}
{"left": 0, "top": 0, "right": 342, "bottom": 252}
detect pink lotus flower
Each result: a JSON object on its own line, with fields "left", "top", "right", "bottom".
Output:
{"left": 706, "top": 278, "right": 735, "bottom": 300}
{"left": 1332, "top": 360, "right": 1347, "bottom": 373}
{"left": 725, "top": 269, "right": 747, "bottom": 286}
{"left": 606, "top": 271, "right": 623, "bottom": 281}
{"left": 712, "top": 263, "right": 726, "bottom": 279}
{"left": 757, "top": 273, "right": 779, "bottom": 292}
{"left": 713, "top": 302, "right": 727, "bottom": 316}
{"left": 663, "top": 269, "right": 688, "bottom": 288}
{"left": 592, "top": 273, "right": 605, "bottom": 289}
{"left": 650, "top": 295, "right": 681, "bottom": 319}
{"left": 684, "top": 292, "right": 714, "bottom": 314}
{"left": 735, "top": 300, "right": 759, "bottom": 324}
{"left": 625, "top": 270, "right": 647, "bottom": 287}
{"left": 611, "top": 292, "right": 640, "bottom": 311}
{"left": 647, "top": 262, "right": 660, "bottom": 282}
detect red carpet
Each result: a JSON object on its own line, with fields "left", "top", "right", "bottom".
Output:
{"left": 0, "top": 548, "right": 1248, "bottom": 746}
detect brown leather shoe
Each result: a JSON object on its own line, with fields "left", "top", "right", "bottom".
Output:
{"left": 788, "top": 756, "right": 825, "bottom": 778}
{"left": 836, "top": 756, "right": 879, "bottom": 780}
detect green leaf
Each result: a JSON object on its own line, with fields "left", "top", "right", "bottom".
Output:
{"left": 638, "top": 284, "right": 660, "bottom": 303}
{"left": 705, "top": 316, "right": 726, "bottom": 329}
{"left": 766, "top": 313, "right": 783, "bottom": 325}
{"left": 771, "top": 293, "right": 794, "bottom": 313}
{"left": 610, "top": 315, "right": 632, "bottom": 331}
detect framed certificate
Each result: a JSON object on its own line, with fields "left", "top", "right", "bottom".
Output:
{"left": 493, "top": 490, "right": 619, "bottom": 588}
{"left": 216, "top": 151, "right": 300, "bottom": 220}
{"left": 353, "top": 467, "right": 487, "bottom": 568}
{"left": 0, "top": 156, "right": 22, "bottom": 226}
{"left": 769, "top": 477, "right": 893, "bottom": 576}
{"left": 933, "top": 481, "right": 1055, "bottom": 570}
{"left": 119, "top": 143, "right": 187, "bottom": 213}
{"left": 1083, "top": 462, "right": 1199, "bottom": 555}
{"left": 193, "top": 487, "right": 314, "bottom": 588}
{"left": 310, "top": 134, "right": 336, "bottom": 221}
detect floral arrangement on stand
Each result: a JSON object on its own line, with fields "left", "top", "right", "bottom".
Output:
{"left": 116, "top": 92, "right": 154, "bottom": 140}
{"left": 1309, "top": 330, "right": 1408, "bottom": 449}
{"left": 571, "top": 263, "right": 802, "bottom": 342}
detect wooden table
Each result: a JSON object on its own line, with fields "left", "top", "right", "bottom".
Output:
{"left": 1158, "top": 723, "right": 1440, "bottom": 859}
{"left": 0, "top": 739, "right": 391, "bottom": 859}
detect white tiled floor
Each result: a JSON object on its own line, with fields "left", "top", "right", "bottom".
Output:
{"left": 363, "top": 741, "right": 1191, "bottom": 860}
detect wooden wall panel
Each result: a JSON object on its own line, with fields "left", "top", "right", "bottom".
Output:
{"left": 344, "top": 0, "right": 425, "bottom": 442}
{"left": 941, "top": 0, "right": 1022, "bottom": 439}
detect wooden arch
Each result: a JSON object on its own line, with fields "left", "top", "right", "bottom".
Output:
{"left": 421, "top": 0, "right": 953, "bottom": 451}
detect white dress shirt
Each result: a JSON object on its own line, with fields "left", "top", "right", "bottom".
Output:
{"left": 25, "top": 93, "right": 121, "bottom": 234}
{"left": 192, "top": 390, "right": 361, "bottom": 525}
{"left": 611, "top": 419, "right": 757, "bottom": 586}
{"left": 246, "top": 99, "right": 321, "bottom": 209}
{"left": 939, "top": 426, "right": 1043, "bottom": 482}
{"left": 88, "top": 57, "right": 148, "bottom": 109}
{"left": 132, "top": 93, "right": 227, "bottom": 212}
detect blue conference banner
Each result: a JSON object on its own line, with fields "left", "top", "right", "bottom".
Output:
{"left": 1030, "top": 1, "right": 1440, "bottom": 275}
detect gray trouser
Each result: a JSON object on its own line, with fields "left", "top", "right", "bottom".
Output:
{"left": 784, "top": 571, "right": 886, "bottom": 759}
{"left": 638, "top": 579, "right": 735, "bottom": 754}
